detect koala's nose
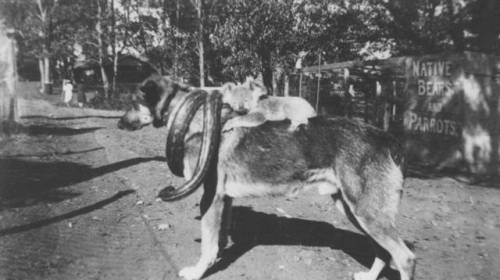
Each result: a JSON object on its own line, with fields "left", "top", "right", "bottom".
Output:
{"left": 236, "top": 107, "right": 248, "bottom": 115}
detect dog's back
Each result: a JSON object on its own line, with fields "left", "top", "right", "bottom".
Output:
{"left": 258, "top": 96, "right": 317, "bottom": 123}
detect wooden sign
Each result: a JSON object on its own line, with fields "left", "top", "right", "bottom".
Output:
{"left": 404, "top": 56, "right": 462, "bottom": 137}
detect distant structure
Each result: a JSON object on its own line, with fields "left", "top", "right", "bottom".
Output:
{"left": 291, "top": 52, "right": 500, "bottom": 175}
{"left": 73, "top": 55, "right": 157, "bottom": 85}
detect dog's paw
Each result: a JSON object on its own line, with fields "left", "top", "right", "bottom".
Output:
{"left": 353, "top": 271, "right": 376, "bottom": 280}
{"left": 178, "top": 265, "right": 205, "bottom": 280}
{"left": 222, "top": 122, "right": 235, "bottom": 132}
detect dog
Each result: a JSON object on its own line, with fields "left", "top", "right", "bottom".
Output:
{"left": 118, "top": 75, "right": 416, "bottom": 280}
{"left": 221, "top": 77, "right": 317, "bottom": 132}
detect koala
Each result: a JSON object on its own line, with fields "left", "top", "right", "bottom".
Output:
{"left": 221, "top": 77, "right": 317, "bottom": 132}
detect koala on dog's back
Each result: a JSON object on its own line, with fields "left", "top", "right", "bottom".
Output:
{"left": 222, "top": 77, "right": 317, "bottom": 131}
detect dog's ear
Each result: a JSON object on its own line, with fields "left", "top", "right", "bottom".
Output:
{"left": 140, "top": 80, "right": 157, "bottom": 95}
{"left": 132, "top": 102, "right": 140, "bottom": 110}
{"left": 140, "top": 80, "right": 161, "bottom": 105}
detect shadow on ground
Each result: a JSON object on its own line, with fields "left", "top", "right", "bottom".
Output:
{"left": 407, "top": 164, "right": 500, "bottom": 189}
{"left": 205, "top": 206, "right": 401, "bottom": 280}
{"left": 0, "top": 156, "right": 164, "bottom": 210}
{"left": 21, "top": 115, "right": 122, "bottom": 121}
{"left": 0, "top": 147, "right": 105, "bottom": 158}
{"left": 0, "top": 190, "right": 135, "bottom": 237}
{"left": 20, "top": 124, "right": 104, "bottom": 136}
{"left": 0, "top": 122, "right": 104, "bottom": 136}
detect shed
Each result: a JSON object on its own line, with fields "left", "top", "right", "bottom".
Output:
{"left": 73, "top": 55, "right": 158, "bottom": 85}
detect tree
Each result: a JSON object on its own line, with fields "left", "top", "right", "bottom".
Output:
{"left": 211, "top": 0, "right": 294, "bottom": 89}
{"left": 0, "top": 0, "right": 59, "bottom": 94}
{"left": 467, "top": 0, "right": 500, "bottom": 53}
{"left": 97, "top": 0, "right": 110, "bottom": 97}
{"left": 369, "top": 0, "right": 500, "bottom": 55}
{"left": 211, "top": 0, "right": 377, "bottom": 91}
{"left": 1, "top": 0, "right": 499, "bottom": 96}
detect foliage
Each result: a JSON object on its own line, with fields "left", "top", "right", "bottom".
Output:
{"left": 1, "top": 0, "right": 499, "bottom": 92}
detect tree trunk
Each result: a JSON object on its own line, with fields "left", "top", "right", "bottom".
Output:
{"left": 197, "top": 0, "right": 205, "bottom": 87}
{"left": 110, "top": 0, "right": 118, "bottom": 94}
{"left": 258, "top": 48, "right": 273, "bottom": 93}
{"left": 477, "top": 0, "right": 498, "bottom": 52}
{"left": 36, "top": 0, "right": 53, "bottom": 95}
{"left": 160, "top": 0, "right": 168, "bottom": 75}
{"left": 0, "top": 31, "right": 18, "bottom": 124}
{"left": 447, "top": 0, "right": 465, "bottom": 51}
{"left": 173, "top": 0, "right": 180, "bottom": 78}
{"left": 97, "top": 0, "right": 110, "bottom": 98}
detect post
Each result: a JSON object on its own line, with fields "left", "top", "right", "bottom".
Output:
{"left": 315, "top": 52, "right": 321, "bottom": 112}
{"left": 284, "top": 73, "right": 289, "bottom": 96}
{"left": 298, "top": 72, "right": 303, "bottom": 98}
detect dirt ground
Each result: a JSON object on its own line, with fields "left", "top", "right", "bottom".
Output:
{"left": 0, "top": 94, "right": 499, "bottom": 280}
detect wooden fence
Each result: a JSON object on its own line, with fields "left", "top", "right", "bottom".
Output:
{"left": 290, "top": 52, "right": 500, "bottom": 175}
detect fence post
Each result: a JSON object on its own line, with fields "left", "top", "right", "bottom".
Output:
{"left": 315, "top": 53, "right": 321, "bottom": 112}
{"left": 284, "top": 73, "right": 289, "bottom": 96}
{"left": 298, "top": 72, "right": 303, "bottom": 98}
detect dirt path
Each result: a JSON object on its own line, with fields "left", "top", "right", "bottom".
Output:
{"left": 1, "top": 98, "right": 499, "bottom": 280}
{"left": 0, "top": 99, "right": 174, "bottom": 280}
{"left": 102, "top": 122, "right": 500, "bottom": 280}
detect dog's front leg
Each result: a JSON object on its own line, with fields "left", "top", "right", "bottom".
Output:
{"left": 179, "top": 193, "right": 225, "bottom": 280}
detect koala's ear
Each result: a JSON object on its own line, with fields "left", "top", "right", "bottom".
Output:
{"left": 246, "top": 78, "right": 255, "bottom": 91}
{"left": 222, "top": 82, "right": 235, "bottom": 93}
{"left": 254, "top": 78, "right": 265, "bottom": 88}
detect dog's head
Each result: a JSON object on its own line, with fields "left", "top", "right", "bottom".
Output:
{"left": 118, "top": 75, "right": 191, "bottom": 130}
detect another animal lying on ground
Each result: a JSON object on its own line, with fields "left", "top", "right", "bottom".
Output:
{"left": 221, "top": 77, "right": 317, "bottom": 131}
{"left": 118, "top": 75, "right": 416, "bottom": 280}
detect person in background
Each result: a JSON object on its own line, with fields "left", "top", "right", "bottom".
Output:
{"left": 62, "top": 79, "right": 73, "bottom": 106}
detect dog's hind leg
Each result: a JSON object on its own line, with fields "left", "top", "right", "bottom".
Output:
{"left": 338, "top": 166, "right": 415, "bottom": 280}
{"left": 333, "top": 194, "right": 389, "bottom": 280}
{"left": 352, "top": 214, "right": 415, "bottom": 280}
{"left": 179, "top": 178, "right": 226, "bottom": 280}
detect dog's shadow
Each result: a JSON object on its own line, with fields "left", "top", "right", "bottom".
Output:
{"left": 205, "top": 206, "right": 400, "bottom": 280}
